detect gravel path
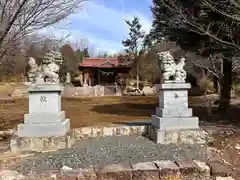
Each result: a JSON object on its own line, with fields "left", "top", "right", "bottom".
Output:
{"left": 12, "top": 136, "right": 208, "bottom": 175}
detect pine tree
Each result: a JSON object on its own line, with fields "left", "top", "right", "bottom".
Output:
{"left": 122, "top": 16, "right": 145, "bottom": 89}
{"left": 122, "top": 16, "right": 145, "bottom": 56}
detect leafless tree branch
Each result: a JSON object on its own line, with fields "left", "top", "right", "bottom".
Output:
{"left": 160, "top": 0, "right": 240, "bottom": 51}
{"left": 0, "top": 0, "right": 87, "bottom": 65}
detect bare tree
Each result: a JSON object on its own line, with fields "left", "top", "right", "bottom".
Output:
{"left": 72, "top": 38, "right": 89, "bottom": 51}
{"left": 69, "top": 38, "right": 99, "bottom": 58}
{"left": 185, "top": 52, "right": 240, "bottom": 92}
{"left": 0, "top": 31, "right": 72, "bottom": 81}
{"left": 151, "top": 0, "right": 240, "bottom": 110}
{"left": 88, "top": 44, "right": 97, "bottom": 57}
{"left": 156, "top": 0, "right": 240, "bottom": 50}
{"left": 183, "top": 53, "right": 222, "bottom": 93}
{"left": 0, "top": 0, "right": 87, "bottom": 65}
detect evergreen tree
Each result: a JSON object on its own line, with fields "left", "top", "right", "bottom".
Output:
{"left": 122, "top": 16, "right": 145, "bottom": 56}
{"left": 122, "top": 16, "right": 145, "bottom": 89}
{"left": 60, "top": 44, "right": 79, "bottom": 79}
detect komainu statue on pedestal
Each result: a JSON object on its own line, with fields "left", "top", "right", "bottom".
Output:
{"left": 27, "top": 50, "right": 63, "bottom": 84}
{"left": 157, "top": 51, "right": 187, "bottom": 83}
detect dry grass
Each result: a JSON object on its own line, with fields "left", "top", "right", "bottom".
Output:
{"left": 0, "top": 83, "right": 13, "bottom": 94}
{"left": 1, "top": 94, "right": 240, "bottom": 131}
{"left": 0, "top": 95, "right": 207, "bottom": 130}
{"left": 0, "top": 96, "right": 159, "bottom": 130}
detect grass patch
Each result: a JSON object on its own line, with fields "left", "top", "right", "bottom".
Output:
{"left": 0, "top": 95, "right": 228, "bottom": 131}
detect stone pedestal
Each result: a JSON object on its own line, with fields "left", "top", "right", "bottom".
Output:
{"left": 150, "top": 83, "right": 206, "bottom": 144}
{"left": 10, "top": 84, "right": 74, "bottom": 153}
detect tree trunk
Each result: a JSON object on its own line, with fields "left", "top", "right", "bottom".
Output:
{"left": 218, "top": 58, "right": 232, "bottom": 112}
{"left": 198, "top": 69, "right": 209, "bottom": 95}
{"left": 136, "top": 62, "right": 139, "bottom": 89}
{"left": 217, "top": 80, "right": 221, "bottom": 94}
{"left": 213, "top": 76, "right": 219, "bottom": 93}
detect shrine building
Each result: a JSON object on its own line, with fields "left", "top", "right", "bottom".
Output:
{"left": 79, "top": 57, "right": 131, "bottom": 86}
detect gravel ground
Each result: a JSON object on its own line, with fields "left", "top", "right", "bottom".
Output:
{"left": 12, "top": 136, "right": 208, "bottom": 175}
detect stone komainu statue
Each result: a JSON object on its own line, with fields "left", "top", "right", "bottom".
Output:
{"left": 27, "top": 57, "right": 39, "bottom": 82}
{"left": 27, "top": 50, "right": 63, "bottom": 84}
{"left": 157, "top": 51, "right": 187, "bottom": 83}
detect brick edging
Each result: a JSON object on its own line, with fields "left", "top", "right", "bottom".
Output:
{"left": 1, "top": 154, "right": 236, "bottom": 179}
{"left": 12, "top": 160, "right": 211, "bottom": 180}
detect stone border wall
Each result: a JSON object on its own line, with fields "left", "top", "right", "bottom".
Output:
{"left": 75, "top": 126, "right": 208, "bottom": 145}
{"left": 0, "top": 125, "right": 146, "bottom": 140}
{"left": 73, "top": 125, "right": 147, "bottom": 140}
{"left": 0, "top": 159, "right": 213, "bottom": 180}
{"left": 2, "top": 124, "right": 209, "bottom": 144}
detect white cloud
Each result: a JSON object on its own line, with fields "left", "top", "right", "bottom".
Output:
{"left": 39, "top": 27, "right": 121, "bottom": 55}
{"left": 72, "top": 1, "right": 152, "bottom": 39}
{"left": 39, "top": 1, "right": 152, "bottom": 54}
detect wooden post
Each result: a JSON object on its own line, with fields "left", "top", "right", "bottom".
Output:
{"left": 136, "top": 62, "right": 139, "bottom": 89}
{"left": 79, "top": 71, "right": 83, "bottom": 86}
{"left": 98, "top": 70, "right": 100, "bottom": 85}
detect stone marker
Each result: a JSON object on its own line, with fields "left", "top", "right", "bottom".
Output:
{"left": 10, "top": 51, "right": 74, "bottom": 153}
{"left": 65, "top": 72, "right": 72, "bottom": 85}
{"left": 149, "top": 51, "right": 206, "bottom": 144}
{"left": 18, "top": 84, "right": 70, "bottom": 137}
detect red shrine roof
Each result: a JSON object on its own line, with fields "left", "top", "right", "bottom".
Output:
{"left": 80, "top": 58, "right": 124, "bottom": 68}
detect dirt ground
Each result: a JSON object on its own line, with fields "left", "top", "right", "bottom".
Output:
{"left": 0, "top": 95, "right": 240, "bottom": 176}
{"left": 0, "top": 96, "right": 157, "bottom": 130}
{"left": 1, "top": 95, "right": 240, "bottom": 130}
{"left": 0, "top": 95, "right": 222, "bottom": 130}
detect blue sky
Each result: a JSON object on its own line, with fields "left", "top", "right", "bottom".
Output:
{"left": 40, "top": 0, "right": 152, "bottom": 55}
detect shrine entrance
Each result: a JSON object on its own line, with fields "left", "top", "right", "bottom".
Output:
{"left": 79, "top": 57, "right": 132, "bottom": 87}
{"left": 95, "top": 69, "right": 116, "bottom": 85}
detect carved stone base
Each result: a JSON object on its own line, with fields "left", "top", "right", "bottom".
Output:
{"left": 10, "top": 131, "right": 75, "bottom": 153}
{"left": 149, "top": 125, "right": 207, "bottom": 145}
{"left": 17, "top": 119, "right": 70, "bottom": 137}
